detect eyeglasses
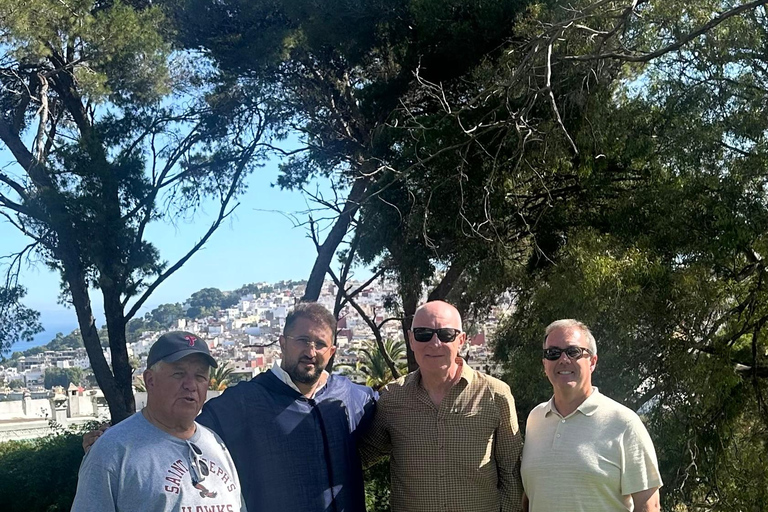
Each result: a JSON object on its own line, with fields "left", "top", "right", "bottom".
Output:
{"left": 411, "top": 327, "right": 462, "bottom": 343}
{"left": 187, "top": 441, "right": 209, "bottom": 486}
{"left": 284, "top": 335, "right": 332, "bottom": 353}
{"left": 542, "top": 346, "right": 593, "bottom": 361}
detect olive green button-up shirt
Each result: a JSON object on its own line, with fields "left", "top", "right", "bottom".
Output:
{"left": 360, "top": 359, "right": 524, "bottom": 512}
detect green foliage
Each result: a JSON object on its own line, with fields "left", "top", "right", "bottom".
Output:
{"left": 0, "top": 427, "right": 89, "bottom": 512}
{"left": 44, "top": 367, "right": 84, "bottom": 389}
{"left": 354, "top": 339, "right": 407, "bottom": 390}
{"left": 364, "top": 459, "right": 391, "bottom": 512}
{"left": 0, "top": 286, "right": 43, "bottom": 353}
{"left": 209, "top": 363, "right": 235, "bottom": 391}
{"left": 187, "top": 288, "right": 238, "bottom": 318}
{"left": 47, "top": 331, "right": 86, "bottom": 351}
{"left": 7, "top": 330, "right": 84, "bottom": 362}
{"left": 8, "top": 379, "right": 25, "bottom": 389}
{"left": 148, "top": 303, "right": 185, "bottom": 327}
{"left": 0, "top": 0, "right": 272, "bottom": 421}
{"left": 0, "top": 0, "right": 170, "bottom": 105}
{"left": 231, "top": 282, "right": 275, "bottom": 297}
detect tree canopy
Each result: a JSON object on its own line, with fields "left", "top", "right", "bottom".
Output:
{"left": 0, "top": 0, "right": 272, "bottom": 421}
{"left": 3, "top": 0, "right": 768, "bottom": 507}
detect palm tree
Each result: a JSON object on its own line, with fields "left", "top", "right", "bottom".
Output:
{"left": 209, "top": 363, "right": 235, "bottom": 391}
{"left": 355, "top": 339, "right": 407, "bottom": 390}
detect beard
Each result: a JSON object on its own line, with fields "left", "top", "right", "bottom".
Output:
{"left": 283, "top": 357, "right": 324, "bottom": 385}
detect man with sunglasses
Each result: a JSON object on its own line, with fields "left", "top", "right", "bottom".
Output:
{"left": 360, "top": 300, "right": 524, "bottom": 512}
{"left": 521, "top": 319, "right": 662, "bottom": 512}
{"left": 72, "top": 332, "right": 244, "bottom": 512}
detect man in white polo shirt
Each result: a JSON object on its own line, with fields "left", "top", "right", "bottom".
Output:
{"left": 521, "top": 319, "right": 662, "bottom": 512}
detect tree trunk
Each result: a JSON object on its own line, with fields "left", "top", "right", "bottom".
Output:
{"left": 302, "top": 178, "right": 369, "bottom": 301}
{"left": 65, "top": 266, "right": 132, "bottom": 422}
{"left": 103, "top": 289, "right": 135, "bottom": 423}
{"left": 401, "top": 290, "right": 419, "bottom": 372}
{"left": 427, "top": 261, "right": 466, "bottom": 302}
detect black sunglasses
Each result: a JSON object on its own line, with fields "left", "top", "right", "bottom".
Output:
{"left": 412, "top": 327, "right": 462, "bottom": 343}
{"left": 543, "top": 346, "right": 593, "bottom": 361}
{"left": 187, "top": 441, "right": 210, "bottom": 485}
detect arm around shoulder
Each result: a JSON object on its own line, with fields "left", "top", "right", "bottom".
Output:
{"left": 357, "top": 386, "right": 391, "bottom": 468}
{"left": 494, "top": 383, "right": 524, "bottom": 512}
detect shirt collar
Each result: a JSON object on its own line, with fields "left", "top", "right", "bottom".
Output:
{"left": 270, "top": 360, "right": 329, "bottom": 398}
{"left": 458, "top": 357, "right": 474, "bottom": 385}
{"left": 544, "top": 387, "right": 601, "bottom": 418}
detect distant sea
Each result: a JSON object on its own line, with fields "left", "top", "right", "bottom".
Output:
{"left": 8, "top": 311, "right": 79, "bottom": 353}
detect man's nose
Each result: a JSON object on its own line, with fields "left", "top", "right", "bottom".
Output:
{"left": 181, "top": 374, "right": 197, "bottom": 389}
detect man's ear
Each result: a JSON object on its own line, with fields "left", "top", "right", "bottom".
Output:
{"left": 143, "top": 369, "right": 154, "bottom": 390}
{"left": 589, "top": 354, "right": 598, "bottom": 373}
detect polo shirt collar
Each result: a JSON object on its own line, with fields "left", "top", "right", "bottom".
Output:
{"left": 544, "top": 387, "right": 601, "bottom": 418}
{"left": 576, "top": 387, "right": 601, "bottom": 416}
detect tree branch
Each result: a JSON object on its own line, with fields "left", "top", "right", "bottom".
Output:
{"left": 328, "top": 267, "right": 400, "bottom": 379}
{"left": 124, "top": 139, "right": 258, "bottom": 319}
{"left": 565, "top": 0, "right": 768, "bottom": 63}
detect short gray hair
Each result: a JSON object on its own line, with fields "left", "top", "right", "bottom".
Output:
{"left": 148, "top": 360, "right": 166, "bottom": 373}
{"left": 544, "top": 319, "right": 597, "bottom": 355}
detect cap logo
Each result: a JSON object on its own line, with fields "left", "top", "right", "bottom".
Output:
{"left": 184, "top": 335, "right": 197, "bottom": 347}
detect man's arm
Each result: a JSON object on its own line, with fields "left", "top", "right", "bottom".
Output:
{"left": 495, "top": 384, "right": 524, "bottom": 512}
{"left": 631, "top": 487, "right": 661, "bottom": 512}
{"left": 70, "top": 451, "right": 118, "bottom": 512}
{"left": 621, "top": 413, "right": 663, "bottom": 510}
{"left": 357, "top": 390, "right": 391, "bottom": 468}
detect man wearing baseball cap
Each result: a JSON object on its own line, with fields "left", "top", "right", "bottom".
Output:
{"left": 71, "top": 332, "right": 245, "bottom": 512}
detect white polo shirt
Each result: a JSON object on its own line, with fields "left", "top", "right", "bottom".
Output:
{"left": 521, "top": 388, "right": 662, "bottom": 511}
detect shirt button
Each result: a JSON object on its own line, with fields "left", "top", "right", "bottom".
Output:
{"left": 561, "top": 419, "right": 566, "bottom": 423}
{"left": 557, "top": 434, "right": 561, "bottom": 438}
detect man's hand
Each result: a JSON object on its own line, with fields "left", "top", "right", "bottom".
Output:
{"left": 82, "top": 422, "right": 110, "bottom": 453}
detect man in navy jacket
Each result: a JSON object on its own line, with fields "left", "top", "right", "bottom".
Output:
{"left": 197, "top": 302, "right": 376, "bottom": 512}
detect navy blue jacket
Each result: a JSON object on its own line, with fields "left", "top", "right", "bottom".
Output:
{"left": 198, "top": 371, "right": 376, "bottom": 512}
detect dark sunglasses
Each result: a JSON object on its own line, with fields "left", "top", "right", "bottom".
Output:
{"left": 187, "top": 441, "right": 209, "bottom": 485}
{"left": 412, "top": 327, "right": 462, "bottom": 343}
{"left": 543, "top": 346, "right": 593, "bottom": 361}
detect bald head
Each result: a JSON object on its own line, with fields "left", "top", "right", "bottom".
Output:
{"left": 412, "top": 301, "right": 463, "bottom": 331}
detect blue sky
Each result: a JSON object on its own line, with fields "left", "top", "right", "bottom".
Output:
{"left": 2, "top": 154, "right": 348, "bottom": 350}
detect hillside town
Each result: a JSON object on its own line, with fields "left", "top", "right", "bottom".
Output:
{"left": 0, "top": 278, "right": 509, "bottom": 440}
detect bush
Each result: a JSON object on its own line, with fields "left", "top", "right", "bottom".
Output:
{"left": 364, "top": 458, "right": 391, "bottom": 512}
{"left": 0, "top": 423, "right": 91, "bottom": 512}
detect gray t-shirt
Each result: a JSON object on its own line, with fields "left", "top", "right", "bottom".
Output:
{"left": 71, "top": 411, "right": 245, "bottom": 512}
